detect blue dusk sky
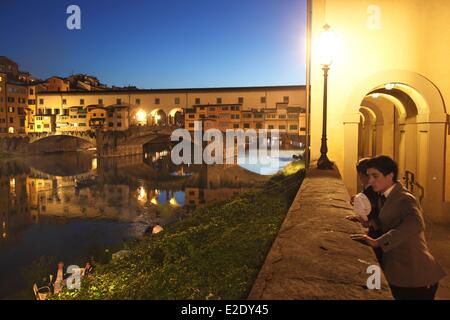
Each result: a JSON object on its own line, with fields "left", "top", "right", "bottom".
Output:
{"left": 0, "top": 0, "right": 307, "bottom": 89}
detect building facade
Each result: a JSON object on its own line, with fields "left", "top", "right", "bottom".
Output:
{"left": 34, "top": 85, "right": 306, "bottom": 137}
{"left": 0, "top": 73, "right": 6, "bottom": 133}
{"left": 3, "top": 82, "right": 28, "bottom": 134}
{"left": 46, "top": 77, "right": 70, "bottom": 92}
{"left": 1, "top": 56, "right": 307, "bottom": 139}
{"left": 308, "top": 0, "right": 450, "bottom": 221}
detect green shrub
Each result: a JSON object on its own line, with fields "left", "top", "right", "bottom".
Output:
{"left": 55, "top": 165, "right": 305, "bottom": 300}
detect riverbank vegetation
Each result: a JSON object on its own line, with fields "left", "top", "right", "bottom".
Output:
{"left": 55, "top": 161, "right": 306, "bottom": 300}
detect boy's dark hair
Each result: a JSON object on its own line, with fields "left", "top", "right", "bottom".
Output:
{"left": 356, "top": 157, "right": 371, "bottom": 176}
{"left": 366, "top": 155, "right": 398, "bottom": 182}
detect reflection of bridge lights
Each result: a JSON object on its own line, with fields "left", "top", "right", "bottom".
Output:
{"left": 136, "top": 109, "right": 147, "bottom": 122}
{"left": 137, "top": 186, "right": 146, "bottom": 202}
{"left": 169, "top": 197, "right": 180, "bottom": 206}
{"left": 91, "top": 158, "right": 97, "bottom": 170}
{"left": 2, "top": 232, "right": 6, "bottom": 239}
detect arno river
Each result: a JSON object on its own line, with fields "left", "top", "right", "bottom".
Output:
{"left": 0, "top": 144, "right": 299, "bottom": 299}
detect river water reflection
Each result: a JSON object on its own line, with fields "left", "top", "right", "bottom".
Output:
{"left": 1, "top": 144, "right": 298, "bottom": 299}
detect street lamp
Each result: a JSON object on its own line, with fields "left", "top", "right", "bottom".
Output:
{"left": 317, "top": 24, "right": 335, "bottom": 170}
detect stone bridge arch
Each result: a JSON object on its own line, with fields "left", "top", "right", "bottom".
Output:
{"left": 29, "top": 131, "right": 96, "bottom": 146}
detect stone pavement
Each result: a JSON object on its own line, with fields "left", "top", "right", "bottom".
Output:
{"left": 425, "top": 221, "right": 450, "bottom": 300}
{"left": 248, "top": 166, "right": 392, "bottom": 299}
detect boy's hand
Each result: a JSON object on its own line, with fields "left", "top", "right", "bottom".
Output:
{"left": 350, "top": 234, "right": 379, "bottom": 248}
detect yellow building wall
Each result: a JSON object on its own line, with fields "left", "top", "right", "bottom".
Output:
{"left": 46, "top": 77, "right": 69, "bottom": 92}
{"left": 37, "top": 87, "right": 306, "bottom": 116}
{"left": 35, "top": 87, "right": 306, "bottom": 134}
{"left": 446, "top": 131, "right": 450, "bottom": 202}
{"left": 309, "top": 0, "right": 450, "bottom": 215}
{"left": 33, "top": 116, "right": 53, "bottom": 133}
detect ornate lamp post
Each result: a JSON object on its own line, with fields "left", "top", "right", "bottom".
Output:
{"left": 317, "top": 24, "right": 335, "bottom": 169}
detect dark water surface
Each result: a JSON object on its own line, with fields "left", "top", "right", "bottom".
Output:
{"left": 1, "top": 144, "right": 289, "bottom": 299}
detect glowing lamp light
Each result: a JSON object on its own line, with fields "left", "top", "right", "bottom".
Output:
{"left": 91, "top": 158, "right": 97, "bottom": 170}
{"left": 137, "top": 186, "right": 146, "bottom": 202}
{"left": 136, "top": 109, "right": 147, "bottom": 122}
{"left": 169, "top": 197, "right": 180, "bottom": 206}
{"left": 150, "top": 197, "right": 158, "bottom": 205}
{"left": 317, "top": 24, "right": 337, "bottom": 66}
{"left": 385, "top": 83, "right": 395, "bottom": 90}
{"left": 154, "top": 114, "right": 161, "bottom": 122}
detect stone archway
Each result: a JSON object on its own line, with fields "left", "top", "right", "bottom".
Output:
{"left": 358, "top": 106, "right": 377, "bottom": 159}
{"left": 149, "top": 109, "right": 167, "bottom": 126}
{"left": 168, "top": 108, "right": 183, "bottom": 126}
{"left": 343, "top": 70, "right": 449, "bottom": 219}
{"left": 359, "top": 93, "right": 412, "bottom": 188}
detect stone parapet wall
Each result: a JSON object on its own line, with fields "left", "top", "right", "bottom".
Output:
{"left": 248, "top": 166, "right": 391, "bottom": 299}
